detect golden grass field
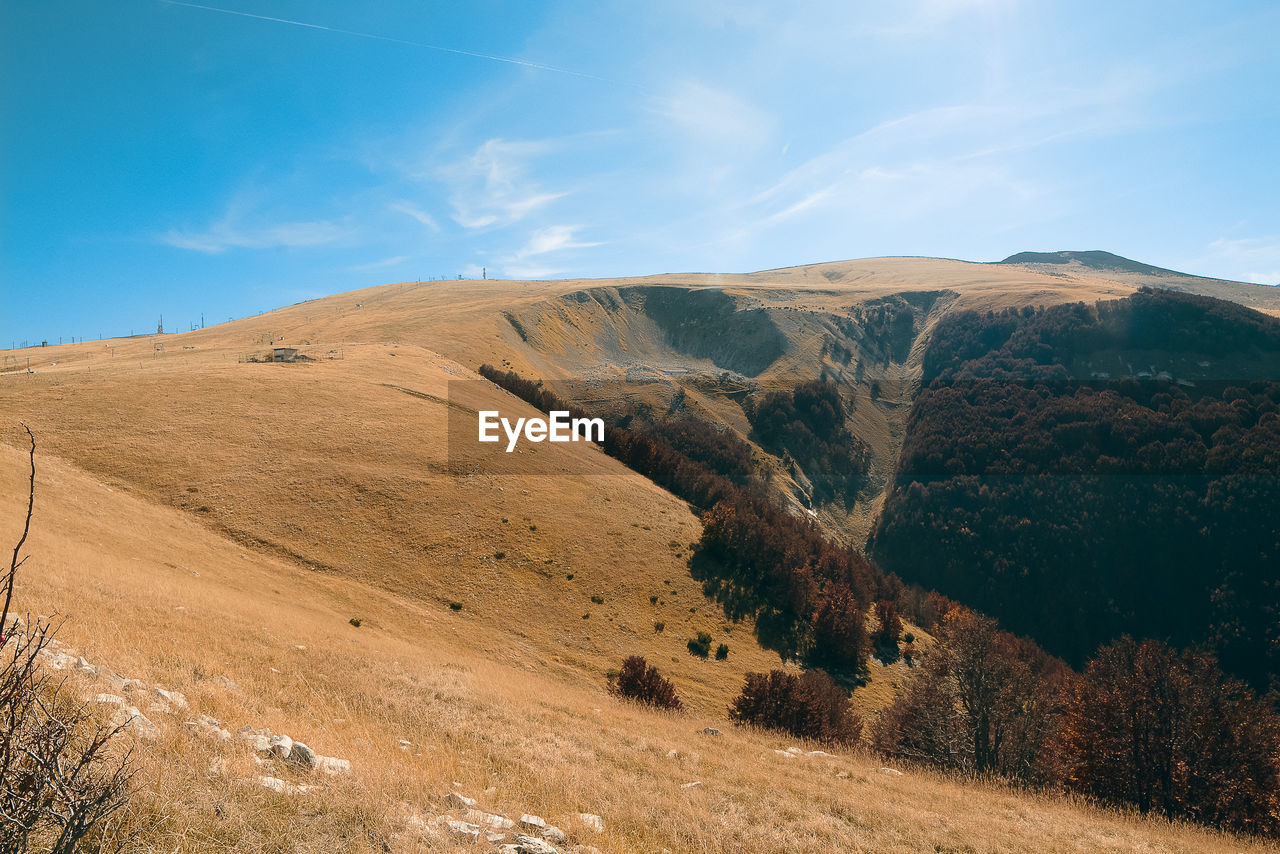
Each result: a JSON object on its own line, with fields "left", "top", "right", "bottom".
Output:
{"left": 3, "top": 257, "right": 1279, "bottom": 851}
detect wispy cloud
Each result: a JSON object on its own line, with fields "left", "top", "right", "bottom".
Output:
{"left": 158, "top": 218, "right": 350, "bottom": 253}
{"left": 159, "top": 0, "right": 620, "bottom": 85}
{"left": 1202, "top": 236, "right": 1280, "bottom": 285}
{"left": 438, "top": 138, "right": 568, "bottom": 229}
{"left": 495, "top": 225, "right": 601, "bottom": 278}
{"left": 514, "top": 225, "right": 601, "bottom": 258}
{"left": 344, "top": 255, "right": 410, "bottom": 273}
{"left": 389, "top": 201, "right": 439, "bottom": 232}
{"left": 653, "top": 81, "right": 776, "bottom": 149}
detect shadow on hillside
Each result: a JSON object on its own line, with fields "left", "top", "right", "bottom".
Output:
{"left": 687, "top": 549, "right": 807, "bottom": 662}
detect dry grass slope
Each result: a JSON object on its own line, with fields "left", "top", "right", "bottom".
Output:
{"left": 3, "top": 444, "right": 1276, "bottom": 853}
{"left": 2, "top": 256, "right": 1278, "bottom": 851}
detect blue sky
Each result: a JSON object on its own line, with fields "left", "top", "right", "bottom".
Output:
{"left": 2, "top": 0, "right": 1278, "bottom": 346}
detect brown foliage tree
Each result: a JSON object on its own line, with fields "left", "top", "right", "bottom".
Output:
{"left": 608, "top": 655, "right": 682, "bottom": 711}
{"left": 871, "top": 600, "right": 903, "bottom": 651}
{"left": 729, "top": 669, "right": 862, "bottom": 744}
{"left": 873, "top": 609, "right": 1062, "bottom": 781}
{"left": 1050, "top": 636, "right": 1280, "bottom": 835}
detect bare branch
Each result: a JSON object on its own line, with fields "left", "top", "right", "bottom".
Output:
{"left": 1, "top": 423, "right": 36, "bottom": 646}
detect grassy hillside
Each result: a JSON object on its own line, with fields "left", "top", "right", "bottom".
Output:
{"left": 5, "top": 257, "right": 1280, "bottom": 850}
{"left": 3, "top": 410, "right": 1274, "bottom": 853}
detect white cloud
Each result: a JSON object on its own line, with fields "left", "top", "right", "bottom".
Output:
{"left": 493, "top": 225, "right": 601, "bottom": 279}
{"left": 389, "top": 201, "right": 440, "bottom": 232}
{"left": 499, "top": 263, "right": 564, "bottom": 280}
{"left": 653, "top": 81, "right": 775, "bottom": 149}
{"left": 438, "top": 138, "right": 567, "bottom": 229}
{"left": 1202, "top": 236, "right": 1280, "bottom": 285}
{"left": 344, "top": 255, "right": 410, "bottom": 272}
{"left": 518, "top": 224, "right": 601, "bottom": 257}
{"left": 158, "top": 218, "right": 349, "bottom": 254}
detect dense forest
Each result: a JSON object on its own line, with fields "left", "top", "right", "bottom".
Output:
{"left": 481, "top": 356, "right": 1280, "bottom": 835}
{"left": 870, "top": 288, "right": 1280, "bottom": 690}
{"left": 745, "top": 378, "right": 871, "bottom": 505}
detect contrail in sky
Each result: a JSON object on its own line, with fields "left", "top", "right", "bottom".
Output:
{"left": 159, "top": 0, "right": 621, "bottom": 86}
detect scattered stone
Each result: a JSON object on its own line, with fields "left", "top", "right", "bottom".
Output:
{"left": 110, "top": 706, "right": 158, "bottom": 740}
{"left": 152, "top": 686, "right": 188, "bottom": 710}
{"left": 213, "top": 675, "right": 240, "bottom": 692}
{"left": 498, "top": 836, "right": 560, "bottom": 854}
{"left": 700, "top": 727, "right": 721, "bottom": 736}
{"left": 486, "top": 831, "right": 508, "bottom": 844}
{"left": 541, "top": 826, "right": 567, "bottom": 844}
{"left": 184, "top": 716, "right": 232, "bottom": 742}
{"left": 268, "top": 734, "right": 294, "bottom": 760}
{"left": 443, "top": 819, "right": 480, "bottom": 841}
{"left": 773, "top": 749, "right": 798, "bottom": 759}
{"left": 289, "top": 742, "right": 317, "bottom": 768}
{"left": 879, "top": 767, "right": 904, "bottom": 777}
{"left": 666, "top": 749, "right": 678, "bottom": 759}
{"left": 237, "top": 726, "right": 273, "bottom": 753}
{"left": 398, "top": 739, "right": 412, "bottom": 750}
{"left": 806, "top": 750, "right": 837, "bottom": 759}
{"left": 258, "top": 775, "right": 310, "bottom": 795}
{"left": 464, "top": 808, "right": 514, "bottom": 830}
{"left": 785, "top": 746, "right": 803, "bottom": 755}
{"left": 316, "top": 756, "right": 351, "bottom": 776}
{"left": 680, "top": 781, "right": 703, "bottom": 789}
{"left": 92, "top": 693, "right": 126, "bottom": 707}
{"left": 520, "top": 814, "right": 547, "bottom": 830}
{"left": 578, "top": 813, "right": 604, "bottom": 833}
{"left": 836, "top": 771, "right": 851, "bottom": 779}
{"left": 444, "top": 791, "right": 477, "bottom": 809}
{"left": 40, "top": 651, "right": 76, "bottom": 670}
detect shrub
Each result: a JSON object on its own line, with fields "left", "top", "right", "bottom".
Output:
{"left": 871, "top": 600, "right": 903, "bottom": 650}
{"left": 654, "top": 621, "right": 665, "bottom": 633}
{"left": 650, "top": 595, "right": 659, "bottom": 604}
{"left": 687, "top": 631, "right": 712, "bottom": 658}
{"left": 715, "top": 643, "right": 729, "bottom": 660}
{"left": 448, "top": 602, "right": 462, "bottom": 611}
{"left": 608, "top": 656, "right": 682, "bottom": 710}
{"left": 1, "top": 427, "right": 134, "bottom": 851}
{"left": 494, "top": 551, "right": 506, "bottom": 560}
{"left": 349, "top": 617, "right": 362, "bottom": 627}
{"left": 590, "top": 594, "right": 605, "bottom": 604}
{"left": 729, "top": 669, "right": 862, "bottom": 743}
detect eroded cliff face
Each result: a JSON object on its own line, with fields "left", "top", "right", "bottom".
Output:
{"left": 497, "top": 283, "right": 959, "bottom": 545}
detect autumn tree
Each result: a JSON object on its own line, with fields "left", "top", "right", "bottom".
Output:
{"left": 873, "top": 608, "right": 1062, "bottom": 780}
{"left": 870, "top": 600, "right": 903, "bottom": 652}
{"left": 1050, "top": 636, "right": 1280, "bottom": 834}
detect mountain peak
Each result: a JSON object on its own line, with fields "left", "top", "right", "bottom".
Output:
{"left": 998, "top": 250, "right": 1175, "bottom": 276}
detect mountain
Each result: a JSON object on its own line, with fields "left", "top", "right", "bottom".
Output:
{"left": 1000, "top": 249, "right": 1185, "bottom": 276}
{"left": 870, "top": 286, "right": 1280, "bottom": 687}
{"left": 3, "top": 256, "right": 1278, "bottom": 852}
{"left": 999, "top": 249, "right": 1280, "bottom": 313}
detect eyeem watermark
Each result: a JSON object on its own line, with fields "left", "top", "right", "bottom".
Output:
{"left": 478, "top": 410, "right": 604, "bottom": 452}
